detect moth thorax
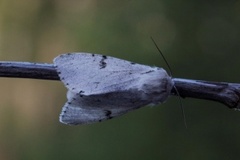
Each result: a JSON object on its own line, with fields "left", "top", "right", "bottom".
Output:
{"left": 139, "top": 68, "right": 173, "bottom": 105}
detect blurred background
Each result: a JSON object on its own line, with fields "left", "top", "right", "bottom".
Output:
{"left": 1, "top": 0, "right": 240, "bottom": 159}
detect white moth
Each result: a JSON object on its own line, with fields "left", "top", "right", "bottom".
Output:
{"left": 54, "top": 53, "right": 173, "bottom": 125}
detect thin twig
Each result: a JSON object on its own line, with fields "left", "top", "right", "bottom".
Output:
{"left": 0, "top": 61, "right": 239, "bottom": 109}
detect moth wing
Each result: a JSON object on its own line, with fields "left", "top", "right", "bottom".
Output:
{"left": 54, "top": 53, "right": 156, "bottom": 95}
{"left": 59, "top": 91, "right": 146, "bottom": 125}
{"left": 59, "top": 104, "right": 131, "bottom": 125}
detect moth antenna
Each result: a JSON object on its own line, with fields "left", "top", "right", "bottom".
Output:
{"left": 150, "top": 37, "right": 187, "bottom": 128}
{"left": 173, "top": 85, "right": 187, "bottom": 128}
{"left": 150, "top": 37, "right": 173, "bottom": 77}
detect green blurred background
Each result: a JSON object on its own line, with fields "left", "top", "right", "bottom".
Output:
{"left": 1, "top": 0, "right": 240, "bottom": 159}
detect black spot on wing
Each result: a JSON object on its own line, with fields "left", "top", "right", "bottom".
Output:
{"left": 104, "top": 110, "right": 112, "bottom": 119}
{"left": 102, "top": 55, "right": 107, "bottom": 59}
{"left": 79, "top": 90, "right": 85, "bottom": 94}
{"left": 77, "top": 90, "right": 85, "bottom": 97}
{"left": 141, "top": 70, "right": 154, "bottom": 74}
{"left": 99, "top": 55, "right": 107, "bottom": 69}
{"left": 80, "top": 95, "right": 84, "bottom": 97}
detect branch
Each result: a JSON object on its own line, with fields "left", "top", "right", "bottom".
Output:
{"left": 0, "top": 61, "right": 59, "bottom": 80}
{"left": 172, "top": 78, "right": 240, "bottom": 109}
{"left": 0, "top": 61, "right": 239, "bottom": 109}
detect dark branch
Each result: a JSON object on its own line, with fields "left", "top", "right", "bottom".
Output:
{"left": 0, "top": 61, "right": 239, "bottom": 109}
{"left": 0, "top": 61, "right": 59, "bottom": 80}
{"left": 172, "top": 78, "right": 240, "bottom": 109}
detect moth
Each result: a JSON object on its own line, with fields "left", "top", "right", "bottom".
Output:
{"left": 54, "top": 53, "right": 173, "bottom": 125}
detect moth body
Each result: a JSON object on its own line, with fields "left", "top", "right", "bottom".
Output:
{"left": 54, "top": 53, "right": 173, "bottom": 125}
